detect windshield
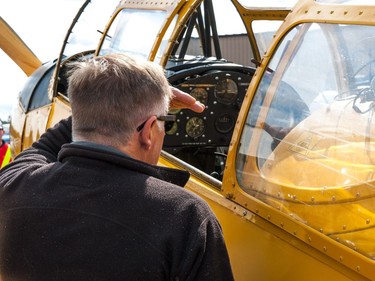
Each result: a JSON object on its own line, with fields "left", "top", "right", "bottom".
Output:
{"left": 236, "top": 22, "right": 375, "bottom": 259}
{"left": 62, "top": 0, "right": 120, "bottom": 57}
{"left": 98, "top": 0, "right": 252, "bottom": 65}
{"left": 252, "top": 20, "right": 284, "bottom": 58}
{"left": 99, "top": 9, "right": 173, "bottom": 61}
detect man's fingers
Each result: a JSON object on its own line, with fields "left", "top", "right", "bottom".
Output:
{"left": 170, "top": 87, "right": 205, "bottom": 113}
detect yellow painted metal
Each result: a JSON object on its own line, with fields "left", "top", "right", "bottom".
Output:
{"left": 47, "top": 96, "right": 72, "bottom": 130}
{"left": 0, "top": 17, "right": 41, "bottom": 76}
{"left": 9, "top": 104, "right": 26, "bottom": 157}
{"left": 19, "top": 104, "right": 51, "bottom": 151}
{"left": 159, "top": 156, "right": 369, "bottom": 280}
{"left": 223, "top": 0, "right": 375, "bottom": 280}
{"left": 11, "top": 96, "right": 72, "bottom": 155}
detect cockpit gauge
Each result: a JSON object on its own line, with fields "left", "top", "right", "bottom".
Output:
{"left": 168, "top": 108, "right": 181, "bottom": 115}
{"left": 165, "top": 121, "right": 178, "bottom": 135}
{"left": 186, "top": 117, "right": 205, "bottom": 138}
{"left": 190, "top": 88, "right": 209, "bottom": 105}
{"left": 214, "top": 78, "right": 238, "bottom": 105}
{"left": 215, "top": 114, "right": 235, "bottom": 133}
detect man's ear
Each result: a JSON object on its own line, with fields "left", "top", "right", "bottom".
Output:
{"left": 138, "top": 116, "right": 157, "bottom": 150}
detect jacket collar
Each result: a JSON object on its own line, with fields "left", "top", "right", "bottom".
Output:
{"left": 58, "top": 143, "right": 190, "bottom": 188}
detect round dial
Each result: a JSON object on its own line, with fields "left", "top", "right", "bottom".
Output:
{"left": 214, "top": 78, "right": 238, "bottom": 105}
{"left": 165, "top": 121, "right": 178, "bottom": 135}
{"left": 190, "top": 88, "right": 208, "bottom": 105}
{"left": 185, "top": 117, "right": 205, "bottom": 138}
{"left": 168, "top": 108, "right": 181, "bottom": 115}
{"left": 215, "top": 114, "right": 235, "bottom": 133}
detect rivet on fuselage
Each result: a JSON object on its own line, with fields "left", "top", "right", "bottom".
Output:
{"left": 226, "top": 193, "right": 234, "bottom": 200}
{"left": 366, "top": 219, "right": 371, "bottom": 224}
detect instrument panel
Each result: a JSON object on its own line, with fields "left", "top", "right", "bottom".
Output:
{"left": 163, "top": 70, "right": 252, "bottom": 148}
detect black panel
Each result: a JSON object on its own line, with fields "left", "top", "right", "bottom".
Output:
{"left": 164, "top": 69, "right": 252, "bottom": 148}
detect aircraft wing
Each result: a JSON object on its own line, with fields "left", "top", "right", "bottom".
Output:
{"left": 0, "top": 17, "right": 42, "bottom": 76}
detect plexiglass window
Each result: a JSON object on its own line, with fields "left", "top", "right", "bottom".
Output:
{"left": 252, "top": 20, "right": 283, "bottom": 57}
{"left": 99, "top": 9, "right": 172, "bottom": 61}
{"left": 236, "top": 23, "right": 375, "bottom": 259}
{"left": 63, "top": 0, "right": 120, "bottom": 57}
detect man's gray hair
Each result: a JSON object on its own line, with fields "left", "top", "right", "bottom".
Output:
{"left": 67, "top": 53, "right": 171, "bottom": 147}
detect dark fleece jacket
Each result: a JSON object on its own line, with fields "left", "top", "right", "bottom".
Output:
{"left": 0, "top": 117, "right": 234, "bottom": 281}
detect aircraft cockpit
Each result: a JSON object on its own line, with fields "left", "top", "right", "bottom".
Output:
{"left": 34, "top": 0, "right": 293, "bottom": 180}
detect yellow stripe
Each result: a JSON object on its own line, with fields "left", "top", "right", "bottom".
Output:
{"left": 1, "top": 147, "right": 11, "bottom": 168}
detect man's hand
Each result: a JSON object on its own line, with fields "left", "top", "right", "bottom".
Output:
{"left": 170, "top": 87, "right": 205, "bottom": 113}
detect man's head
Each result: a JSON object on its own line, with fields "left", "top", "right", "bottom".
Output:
{"left": 67, "top": 53, "right": 172, "bottom": 164}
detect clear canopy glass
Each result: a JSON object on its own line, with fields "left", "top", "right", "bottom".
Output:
{"left": 236, "top": 22, "right": 375, "bottom": 259}
{"left": 62, "top": 0, "right": 120, "bottom": 57}
{"left": 99, "top": 9, "right": 173, "bottom": 61}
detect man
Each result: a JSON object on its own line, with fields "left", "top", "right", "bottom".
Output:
{"left": 0, "top": 54, "right": 234, "bottom": 281}
{"left": 0, "top": 122, "right": 11, "bottom": 168}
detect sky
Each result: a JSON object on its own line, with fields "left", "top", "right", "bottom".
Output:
{"left": 0, "top": 0, "right": 83, "bottom": 121}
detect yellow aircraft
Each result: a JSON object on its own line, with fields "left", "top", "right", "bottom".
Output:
{"left": 2, "top": 0, "right": 375, "bottom": 280}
